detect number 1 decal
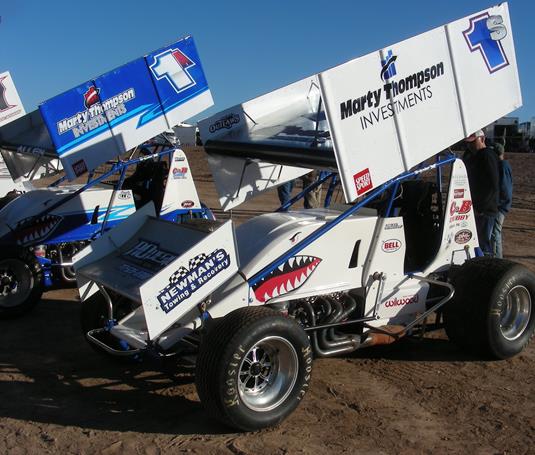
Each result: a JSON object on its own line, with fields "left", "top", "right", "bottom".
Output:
{"left": 463, "top": 13, "right": 509, "bottom": 74}
{"left": 150, "top": 48, "right": 196, "bottom": 93}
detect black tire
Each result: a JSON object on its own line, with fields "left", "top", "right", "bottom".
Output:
{"left": 444, "top": 258, "right": 535, "bottom": 359}
{"left": 0, "top": 249, "right": 43, "bottom": 318}
{"left": 195, "top": 306, "right": 312, "bottom": 431}
{"left": 80, "top": 292, "right": 137, "bottom": 358}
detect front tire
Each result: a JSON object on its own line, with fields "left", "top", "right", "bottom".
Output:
{"left": 0, "top": 250, "right": 43, "bottom": 318}
{"left": 195, "top": 306, "right": 312, "bottom": 431}
{"left": 444, "top": 258, "right": 535, "bottom": 359}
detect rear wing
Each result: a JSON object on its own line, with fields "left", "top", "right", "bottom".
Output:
{"left": 199, "top": 2, "right": 521, "bottom": 207}
{"left": 0, "top": 72, "right": 62, "bottom": 190}
{"left": 0, "top": 36, "right": 212, "bottom": 181}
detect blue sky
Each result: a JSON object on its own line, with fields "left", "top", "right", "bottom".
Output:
{"left": 1, "top": 0, "right": 534, "bottom": 122}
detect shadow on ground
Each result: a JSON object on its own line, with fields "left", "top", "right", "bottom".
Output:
{"left": 0, "top": 294, "right": 231, "bottom": 436}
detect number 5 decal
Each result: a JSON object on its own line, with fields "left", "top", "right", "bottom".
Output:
{"left": 150, "top": 48, "right": 196, "bottom": 93}
{"left": 463, "top": 13, "right": 509, "bottom": 74}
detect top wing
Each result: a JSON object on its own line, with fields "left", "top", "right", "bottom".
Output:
{"left": 32, "top": 35, "right": 212, "bottom": 180}
{"left": 199, "top": 2, "right": 521, "bottom": 205}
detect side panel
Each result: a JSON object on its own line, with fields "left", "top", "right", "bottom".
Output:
{"left": 205, "top": 154, "right": 308, "bottom": 211}
{"left": 446, "top": 3, "right": 521, "bottom": 136}
{"left": 241, "top": 214, "right": 378, "bottom": 304}
{"left": 423, "top": 159, "right": 479, "bottom": 273}
{"left": 198, "top": 76, "right": 321, "bottom": 210}
{"left": 73, "top": 202, "right": 156, "bottom": 301}
{"left": 140, "top": 220, "right": 239, "bottom": 339}
{"left": 160, "top": 149, "right": 201, "bottom": 216}
{"left": 319, "top": 27, "right": 464, "bottom": 202}
{"left": 0, "top": 71, "right": 25, "bottom": 127}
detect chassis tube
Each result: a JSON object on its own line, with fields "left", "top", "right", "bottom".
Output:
{"left": 249, "top": 156, "right": 457, "bottom": 289}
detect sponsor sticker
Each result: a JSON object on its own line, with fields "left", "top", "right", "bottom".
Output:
{"left": 384, "top": 293, "right": 419, "bottom": 308}
{"left": 209, "top": 113, "right": 240, "bottom": 133}
{"left": 385, "top": 222, "right": 403, "bottom": 230}
{"left": 353, "top": 168, "right": 373, "bottom": 196}
{"left": 450, "top": 200, "right": 472, "bottom": 215}
{"left": 454, "top": 229, "right": 472, "bottom": 244}
{"left": 157, "top": 249, "right": 231, "bottom": 314}
{"left": 172, "top": 166, "right": 188, "bottom": 179}
{"left": 56, "top": 87, "right": 136, "bottom": 137}
{"left": 181, "top": 200, "right": 194, "bottom": 208}
{"left": 117, "top": 191, "right": 131, "bottom": 200}
{"left": 118, "top": 263, "right": 152, "bottom": 281}
{"left": 382, "top": 239, "right": 401, "bottom": 253}
{"left": 122, "top": 239, "right": 177, "bottom": 272}
{"left": 454, "top": 188, "right": 464, "bottom": 199}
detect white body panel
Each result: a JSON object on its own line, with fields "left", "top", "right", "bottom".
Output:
{"left": 423, "top": 159, "right": 479, "bottom": 273}
{"left": 139, "top": 220, "right": 238, "bottom": 339}
{"left": 0, "top": 71, "right": 29, "bottom": 193}
{"left": 74, "top": 202, "right": 156, "bottom": 301}
{"left": 0, "top": 71, "right": 25, "bottom": 128}
{"left": 205, "top": 154, "right": 309, "bottom": 211}
{"left": 160, "top": 149, "right": 201, "bottom": 214}
{"left": 320, "top": 4, "right": 519, "bottom": 202}
{"left": 445, "top": 3, "right": 522, "bottom": 136}
{"left": 235, "top": 209, "right": 377, "bottom": 303}
{"left": 198, "top": 76, "right": 321, "bottom": 210}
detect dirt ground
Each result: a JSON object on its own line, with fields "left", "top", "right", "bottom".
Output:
{"left": 0, "top": 150, "right": 534, "bottom": 455}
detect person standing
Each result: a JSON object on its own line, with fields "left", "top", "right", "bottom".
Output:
{"left": 277, "top": 170, "right": 323, "bottom": 209}
{"left": 491, "top": 144, "right": 513, "bottom": 258}
{"left": 462, "top": 130, "right": 500, "bottom": 255}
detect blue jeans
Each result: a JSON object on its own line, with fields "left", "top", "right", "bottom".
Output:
{"left": 476, "top": 213, "right": 496, "bottom": 256}
{"left": 491, "top": 211, "right": 505, "bottom": 258}
{"left": 277, "top": 181, "right": 295, "bottom": 206}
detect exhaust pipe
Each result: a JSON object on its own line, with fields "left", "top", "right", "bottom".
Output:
{"left": 361, "top": 325, "right": 406, "bottom": 347}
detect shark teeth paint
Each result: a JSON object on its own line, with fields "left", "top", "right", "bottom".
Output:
{"left": 252, "top": 255, "right": 322, "bottom": 303}
{"left": 14, "top": 214, "right": 62, "bottom": 246}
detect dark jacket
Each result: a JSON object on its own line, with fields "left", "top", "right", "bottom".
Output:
{"left": 462, "top": 146, "right": 500, "bottom": 215}
{"left": 498, "top": 159, "right": 513, "bottom": 214}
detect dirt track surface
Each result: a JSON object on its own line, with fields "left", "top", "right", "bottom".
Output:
{"left": 0, "top": 151, "right": 534, "bottom": 454}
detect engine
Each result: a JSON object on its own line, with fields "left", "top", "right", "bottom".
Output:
{"left": 287, "top": 292, "right": 364, "bottom": 357}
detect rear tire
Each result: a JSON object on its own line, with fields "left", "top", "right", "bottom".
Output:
{"left": 444, "top": 258, "right": 535, "bottom": 359}
{"left": 195, "top": 306, "right": 312, "bottom": 431}
{"left": 0, "top": 249, "right": 43, "bottom": 318}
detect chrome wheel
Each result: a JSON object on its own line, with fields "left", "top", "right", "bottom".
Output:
{"left": 238, "top": 336, "right": 298, "bottom": 412}
{"left": 500, "top": 285, "right": 532, "bottom": 341}
{"left": 0, "top": 259, "right": 33, "bottom": 308}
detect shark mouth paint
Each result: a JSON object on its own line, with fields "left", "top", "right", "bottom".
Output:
{"left": 252, "top": 255, "right": 322, "bottom": 303}
{"left": 14, "top": 214, "right": 62, "bottom": 245}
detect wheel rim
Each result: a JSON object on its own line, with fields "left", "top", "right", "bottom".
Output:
{"left": 237, "top": 336, "right": 298, "bottom": 412}
{"left": 499, "top": 285, "right": 532, "bottom": 341}
{"left": 0, "top": 259, "right": 34, "bottom": 308}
